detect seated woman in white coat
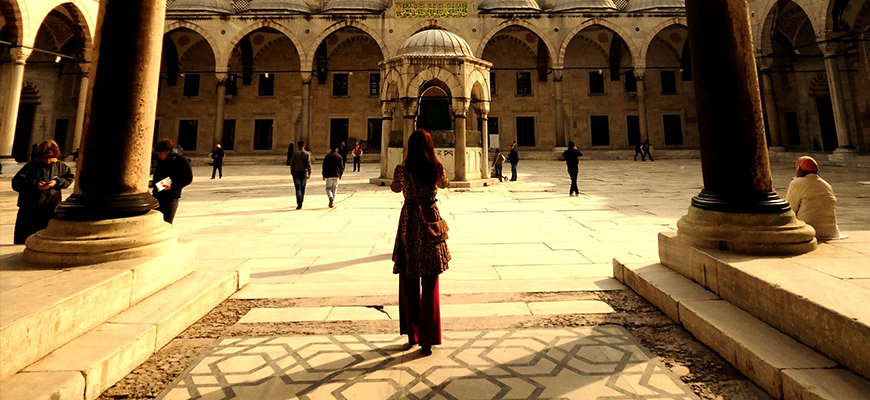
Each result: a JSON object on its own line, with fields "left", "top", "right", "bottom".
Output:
{"left": 786, "top": 156, "right": 846, "bottom": 241}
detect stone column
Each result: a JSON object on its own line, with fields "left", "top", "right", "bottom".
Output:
{"left": 635, "top": 69, "right": 649, "bottom": 142}
{"left": 760, "top": 70, "right": 783, "bottom": 148}
{"left": 380, "top": 105, "right": 392, "bottom": 179}
{"left": 0, "top": 47, "right": 31, "bottom": 161}
{"left": 300, "top": 72, "right": 312, "bottom": 145}
{"left": 213, "top": 72, "right": 228, "bottom": 149}
{"left": 402, "top": 98, "right": 417, "bottom": 152}
{"left": 824, "top": 53, "right": 854, "bottom": 150}
{"left": 553, "top": 70, "right": 565, "bottom": 147}
{"left": 677, "top": 0, "right": 816, "bottom": 255}
{"left": 453, "top": 103, "right": 467, "bottom": 182}
{"left": 25, "top": 0, "right": 178, "bottom": 267}
{"left": 479, "top": 109, "right": 489, "bottom": 179}
{"left": 72, "top": 64, "right": 91, "bottom": 152}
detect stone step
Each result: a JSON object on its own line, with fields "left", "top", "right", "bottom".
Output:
{"left": 613, "top": 258, "right": 870, "bottom": 400}
{"left": 0, "top": 240, "right": 195, "bottom": 380}
{"left": 657, "top": 231, "right": 870, "bottom": 382}
{"left": 1, "top": 269, "right": 240, "bottom": 400}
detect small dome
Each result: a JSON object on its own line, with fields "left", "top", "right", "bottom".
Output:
{"left": 397, "top": 29, "right": 474, "bottom": 57}
{"left": 321, "top": 0, "right": 387, "bottom": 12}
{"left": 625, "top": 0, "right": 684, "bottom": 12}
{"left": 167, "top": 0, "right": 233, "bottom": 13}
{"left": 478, "top": 0, "right": 542, "bottom": 12}
{"left": 550, "top": 0, "right": 618, "bottom": 12}
{"left": 245, "top": 0, "right": 311, "bottom": 12}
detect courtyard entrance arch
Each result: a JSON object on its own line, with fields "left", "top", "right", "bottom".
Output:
{"left": 378, "top": 28, "right": 491, "bottom": 183}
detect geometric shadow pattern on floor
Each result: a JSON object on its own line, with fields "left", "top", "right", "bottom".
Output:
{"left": 158, "top": 326, "right": 700, "bottom": 400}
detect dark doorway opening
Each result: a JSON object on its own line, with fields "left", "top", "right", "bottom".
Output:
{"left": 816, "top": 96, "right": 838, "bottom": 151}
{"left": 418, "top": 98, "right": 451, "bottom": 132}
{"left": 367, "top": 118, "right": 382, "bottom": 150}
{"left": 626, "top": 115, "right": 640, "bottom": 146}
{"left": 54, "top": 119, "right": 70, "bottom": 153}
{"left": 330, "top": 118, "right": 349, "bottom": 149}
{"left": 12, "top": 103, "right": 36, "bottom": 162}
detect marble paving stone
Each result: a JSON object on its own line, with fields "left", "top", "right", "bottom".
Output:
{"left": 157, "top": 327, "right": 700, "bottom": 400}
{"left": 527, "top": 300, "right": 615, "bottom": 315}
{"left": 789, "top": 258, "right": 870, "bottom": 279}
{"left": 494, "top": 264, "right": 613, "bottom": 279}
{"left": 847, "top": 279, "right": 870, "bottom": 290}
{"left": 325, "top": 306, "right": 393, "bottom": 321}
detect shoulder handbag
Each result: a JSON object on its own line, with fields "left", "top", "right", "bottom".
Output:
{"left": 407, "top": 172, "right": 449, "bottom": 243}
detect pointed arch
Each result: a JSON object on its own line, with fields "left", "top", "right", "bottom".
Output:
{"left": 224, "top": 21, "right": 302, "bottom": 72}
{"left": 407, "top": 67, "right": 463, "bottom": 100}
{"left": 558, "top": 18, "right": 636, "bottom": 69}
{"left": 381, "top": 69, "right": 404, "bottom": 101}
{"left": 24, "top": 1, "right": 95, "bottom": 52}
{"left": 304, "top": 20, "right": 387, "bottom": 69}
{"left": 466, "top": 68, "right": 491, "bottom": 102}
{"left": 165, "top": 21, "right": 222, "bottom": 72}
{"left": 477, "top": 20, "right": 555, "bottom": 63}
{"left": 637, "top": 19, "right": 686, "bottom": 71}
{"left": 1, "top": 0, "right": 26, "bottom": 46}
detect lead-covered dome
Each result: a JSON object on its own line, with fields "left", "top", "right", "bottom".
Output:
{"left": 625, "top": 0, "right": 684, "bottom": 12}
{"left": 321, "top": 0, "right": 387, "bottom": 12}
{"left": 478, "top": 0, "right": 542, "bottom": 12}
{"left": 167, "top": 0, "right": 233, "bottom": 13}
{"left": 244, "top": 0, "right": 311, "bottom": 12}
{"left": 397, "top": 29, "right": 474, "bottom": 57}
{"left": 550, "top": 0, "right": 618, "bottom": 12}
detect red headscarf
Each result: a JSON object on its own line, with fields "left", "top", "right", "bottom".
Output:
{"left": 796, "top": 156, "right": 819, "bottom": 173}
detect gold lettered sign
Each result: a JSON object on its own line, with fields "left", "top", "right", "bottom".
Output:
{"left": 395, "top": 2, "right": 468, "bottom": 18}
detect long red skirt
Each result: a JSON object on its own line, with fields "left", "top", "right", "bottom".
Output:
{"left": 398, "top": 273, "right": 441, "bottom": 347}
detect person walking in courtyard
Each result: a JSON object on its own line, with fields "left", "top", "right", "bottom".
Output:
{"left": 508, "top": 143, "right": 519, "bottom": 181}
{"left": 562, "top": 141, "right": 583, "bottom": 196}
{"left": 786, "top": 156, "right": 846, "bottom": 241}
{"left": 322, "top": 144, "right": 344, "bottom": 208}
{"left": 352, "top": 141, "right": 363, "bottom": 172}
{"left": 210, "top": 144, "right": 224, "bottom": 179}
{"left": 338, "top": 140, "right": 349, "bottom": 167}
{"left": 634, "top": 142, "right": 644, "bottom": 161}
{"left": 12, "top": 140, "right": 75, "bottom": 244}
{"left": 492, "top": 148, "right": 505, "bottom": 182}
{"left": 151, "top": 139, "right": 193, "bottom": 223}
{"left": 290, "top": 140, "right": 312, "bottom": 210}
{"left": 641, "top": 139, "right": 654, "bottom": 161}
{"left": 391, "top": 129, "right": 450, "bottom": 357}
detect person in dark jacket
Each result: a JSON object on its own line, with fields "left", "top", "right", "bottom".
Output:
{"left": 634, "top": 142, "right": 644, "bottom": 161}
{"left": 289, "top": 140, "right": 312, "bottom": 209}
{"left": 12, "top": 140, "right": 75, "bottom": 244}
{"left": 322, "top": 145, "right": 344, "bottom": 208}
{"left": 151, "top": 139, "right": 193, "bottom": 223}
{"left": 641, "top": 139, "right": 654, "bottom": 162}
{"left": 562, "top": 141, "right": 583, "bottom": 196}
{"left": 210, "top": 144, "right": 225, "bottom": 179}
{"left": 508, "top": 144, "right": 519, "bottom": 181}
{"left": 338, "top": 141, "right": 349, "bottom": 167}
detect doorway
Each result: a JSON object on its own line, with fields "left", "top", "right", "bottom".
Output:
{"left": 418, "top": 98, "right": 451, "bottom": 132}
{"left": 12, "top": 103, "right": 36, "bottom": 162}
{"left": 816, "top": 96, "right": 838, "bottom": 151}
{"left": 330, "top": 118, "right": 349, "bottom": 149}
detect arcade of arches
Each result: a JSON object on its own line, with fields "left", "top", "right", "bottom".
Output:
{"left": 2, "top": 0, "right": 869, "bottom": 170}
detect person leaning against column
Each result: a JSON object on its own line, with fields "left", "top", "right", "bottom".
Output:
{"left": 391, "top": 129, "right": 450, "bottom": 357}
{"left": 151, "top": 139, "right": 193, "bottom": 223}
{"left": 322, "top": 144, "right": 344, "bottom": 208}
{"left": 11, "top": 140, "right": 75, "bottom": 244}
{"left": 786, "top": 156, "right": 847, "bottom": 241}
{"left": 290, "top": 140, "right": 312, "bottom": 210}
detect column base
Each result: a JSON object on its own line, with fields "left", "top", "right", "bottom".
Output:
{"left": 676, "top": 205, "right": 817, "bottom": 256}
{"left": 23, "top": 211, "right": 177, "bottom": 267}
{"left": 0, "top": 157, "right": 22, "bottom": 175}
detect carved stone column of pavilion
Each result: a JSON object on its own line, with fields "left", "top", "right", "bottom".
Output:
{"left": 0, "top": 47, "right": 31, "bottom": 162}
{"left": 759, "top": 69, "right": 784, "bottom": 148}
{"left": 24, "top": 0, "right": 178, "bottom": 267}
{"left": 634, "top": 69, "right": 649, "bottom": 142}
{"left": 823, "top": 51, "right": 854, "bottom": 151}
{"left": 301, "top": 72, "right": 312, "bottom": 145}
{"left": 453, "top": 100, "right": 468, "bottom": 182}
{"left": 553, "top": 69, "right": 565, "bottom": 147}
{"left": 380, "top": 105, "right": 392, "bottom": 179}
{"left": 72, "top": 63, "right": 91, "bottom": 152}
{"left": 213, "top": 71, "right": 229, "bottom": 149}
{"left": 479, "top": 110, "right": 489, "bottom": 179}
{"left": 677, "top": 0, "right": 816, "bottom": 255}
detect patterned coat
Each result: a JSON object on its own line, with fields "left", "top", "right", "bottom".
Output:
{"left": 391, "top": 164, "right": 450, "bottom": 277}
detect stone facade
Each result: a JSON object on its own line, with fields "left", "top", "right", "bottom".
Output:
{"left": 1, "top": 0, "right": 868, "bottom": 159}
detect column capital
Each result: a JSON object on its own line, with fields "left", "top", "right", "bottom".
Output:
{"left": 10, "top": 47, "right": 32, "bottom": 63}
{"left": 79, "top": 63, "right": 91, "bottom": 74}
{"left": 452, "top": 98, "right": 469, "bottom": 116}
{"left": 552, "top": 67, "right": 563, "bottom": 82}
{"left": 215, "top": 71, "right": 230, "bottom": 85}
{"left": 381, "top": 103, "right": 394, "bottom": 118}
{"left": 401, "top": 98, "right": 418, "bottom": 116}
{"left": 301, "top": 71, "right": 313, "bottom": 84}
{"left": 633, "top": 68, "right": 645, "bottom": 80}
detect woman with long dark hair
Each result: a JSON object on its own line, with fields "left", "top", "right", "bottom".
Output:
{"left": 391, "top": 129, "right": 450, "bottom": 356}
